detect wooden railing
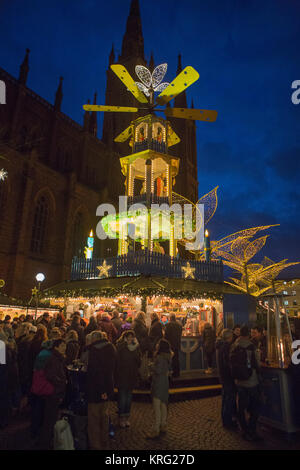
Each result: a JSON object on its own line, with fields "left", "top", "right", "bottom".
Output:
{"left": 71, "top": 250, "right": 223, "bottom": 283}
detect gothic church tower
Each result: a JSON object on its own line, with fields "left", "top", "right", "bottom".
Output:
{"left": 102, "top": 0, "right": 198, "bottom": 203}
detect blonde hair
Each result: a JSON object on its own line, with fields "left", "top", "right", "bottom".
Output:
{"left": 16, "top": 322, "right": 31, "bottom": 337}
{"left": 66, "top": 330, "right": 78, "bottom": 342}
{"left": 85, "top": 333, "right": 93, "bottom": 346}
{"left": 91, "top": 330, "right": 107, "bottom": 343}
{"left": 49, "top": 327, "right": 61, "bottom": 340}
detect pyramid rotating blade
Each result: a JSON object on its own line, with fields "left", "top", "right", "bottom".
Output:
{"left": 114, "top": 125, "right": 133, "bottom": 143}
{"left": 164, "top": 107, "right": 218, "bottom": 122}
{"left": 83, "top": 104, "right": 139, "bottom": 113}
{"left": 111, "top": 64, "right": 149, "bottom": 104}
{"left": 167, "top": 124, "right": 181, "bottom": 147}
{"left": 156, "top": 66, "right": 199, "bottom": 105}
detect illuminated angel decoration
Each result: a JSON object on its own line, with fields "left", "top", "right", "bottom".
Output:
{"left": 0, "top": 169, "right": 7, "bottom": 181}
{"left": 135, "top": 64, "right": 170, "bottom": 97}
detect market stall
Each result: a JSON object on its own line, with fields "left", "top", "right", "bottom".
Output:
{"left": 43, "top": 275, "right": 241, "bottom": 372}
{"left": 259, "top": 294, "right": 300, "bottom": 434}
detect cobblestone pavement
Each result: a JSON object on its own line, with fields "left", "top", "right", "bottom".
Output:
{"left": 105, "top": 396, "right": 300, "bottom": 451}
{"left": 1, "top": 396, "right": 300, "bottom": 450}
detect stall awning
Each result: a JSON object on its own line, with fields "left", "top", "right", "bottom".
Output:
{"left": 42, "top": 275, "right": 241, "bottom": 301}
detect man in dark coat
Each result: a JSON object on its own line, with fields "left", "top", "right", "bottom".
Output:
{"left": 149, "top": 313, "right": 163, "bottom": 356}
{"left": 216, "top": 329, "right": 237, "bottom": 429}
{"left": 165, "top": 314, "right": 182, "bottom": 378}
{"left": 87, "top": 331, "right": 117, "bottom": 450}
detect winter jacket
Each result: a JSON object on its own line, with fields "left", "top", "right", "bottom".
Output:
{"left": 115, "top": 340, "right": 141, "bottom": 390}
{"left": 133, "top": 318, "right": 150, "bottom": 353}
{"left": 97, "top": 318, "right": 118, "bottom": 343}
{"left": 65, "top": 340, "right": 80, "bottom": 366}
{"left": 84, "top": 320, "right": 98, "bottom": 336}
{"left": 149, "top": 319, "right": 163, "bottom": 351}
{"left": 16, "top": 334, "right": 32, "bottom": 393}
{"left": 165, "top": 320, "right": 182, "bottom": 351}
{"left": 151, "top": 352, "right": 172, "bottom": 404}
{"left": 230, "top": 337, "right": 260, "bottom": 388}
{"left": 86, "top": 339, "right": 117, "bottom": 403}
{"left": 67, "top": 323, "right": 85, "bottom": 348}
{"left": 6, "top": 345, "right": 20, "bottom": 394}
{"left": 44, "top": 349, "right": 67, "bottom": 398}
{"left": 28, "top": 338, "right": 44, "bottom": 382}
{"left": 111, "top": 317, "right": 122, "bottom": 335}
{"left": 202, "top": 326, "right": 216, "bottom": 354}
{"left": 216, "top": 339, "right": 234, "bottom": 386}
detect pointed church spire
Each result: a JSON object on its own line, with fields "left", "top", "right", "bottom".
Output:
{"left": 149, "top": 52, "right": 154, "bottom": 71}
{"left": 109, "top": 44, "right": 115, "bottom": 65}
{"left": 89, "top": 92, "right": 98, "bottom": 137}
{"left": 19, "top": 48, "right": 30, "bottom": 85}
{"left": 174, "top": 54, "right": 187, "bottom": 108}
{"left": 83, "top": 99, "right": 90, "bottom": 130}
{"left": 177, "top": 53, "right": 182, "bottom": 74}
{"left": 120, "top": 0, "right": 144, "bottom": 61}
{"left": 54, "top": 76, "right": 63, "bottom": 111}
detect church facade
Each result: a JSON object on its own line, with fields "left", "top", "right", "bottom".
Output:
{"left": 0, "top": 0, "right": 199, "bottom": 300}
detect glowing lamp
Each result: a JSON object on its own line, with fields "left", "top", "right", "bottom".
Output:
{"left": 36, "top": 273, "right": 45, "bottom": 283}
{"left": 204, "top": 230, "right": 211, "bottom": 262}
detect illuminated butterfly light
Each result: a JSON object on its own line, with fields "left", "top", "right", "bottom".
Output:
{"left": 135, "top": 63, "right": 170, "bottom": 97}
{"left": 0, "top": 169, "right": 7, "bottom": 181}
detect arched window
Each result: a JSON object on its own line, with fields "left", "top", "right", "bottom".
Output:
{"left": 30, "top": 195, "right": 49, "bottom": 254}
{"left": 71, "top": 212, "right": 85, "bottom": 257}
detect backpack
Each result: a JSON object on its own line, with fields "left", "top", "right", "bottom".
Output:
{"left": 230, "top": 343, "right": 256, "bottom": 380}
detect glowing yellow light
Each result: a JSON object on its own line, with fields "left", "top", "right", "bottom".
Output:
{"left": 97, "top": 260, "right": 112, "bottom": 278}
{"left": 182, "top": 262, "right": 195, "bottom": 279}
{"left": 205, "top": 230, "right": 209, "bottom": 237}
{"left": 89, "top": 230, "right": 93, "bottom": 237}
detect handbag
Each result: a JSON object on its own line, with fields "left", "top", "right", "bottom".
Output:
{"left": 31, "top": 369, "right": 55, "bottom": 396}
{"left": 54, "top": 417, "right": 75, "bottom": 450}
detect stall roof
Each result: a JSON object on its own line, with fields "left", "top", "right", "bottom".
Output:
{"left": 0, "top": 293, "right": 28, "bottom": 307}
{"left": 42, "top": 275, "right": 241, "bottom": 300}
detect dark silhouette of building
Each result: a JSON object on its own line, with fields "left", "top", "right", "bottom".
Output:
{"left": 0, "top": 0, "right": 198, "bottom": 300}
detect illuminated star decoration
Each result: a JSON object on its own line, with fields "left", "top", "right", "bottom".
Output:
{"left": 135, "top": 63, "right": 170, "bottom": 97}
{"left": 0, "top": 169, "right": 7, "bottom": 181}
{"left": 182, "top": 262, "right": 195, "bottom": 279}
{"left": 97, "top": 260, "right": 112, "bottom": 278}
{"left": 31, "top": 287, "right": 38, "bottom": 296}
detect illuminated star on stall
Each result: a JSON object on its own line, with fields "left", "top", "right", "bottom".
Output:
{"left": 182, "top": 262, "right": 195, "bottom": 279}
{"left": 31, "top": 287, "right": 38, "bottom": 296}
{"left": 97, "top": 260, "right": 112, "bottom": 278}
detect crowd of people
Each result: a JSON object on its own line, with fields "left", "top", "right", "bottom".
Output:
{"left": 0, "top": 309, "right": 183, "bottom": 449}
{"left": 0, "top": 309, "right": 275, "bottom": 448}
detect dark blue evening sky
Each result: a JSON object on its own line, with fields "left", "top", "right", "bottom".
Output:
{"left": 0, "top": 0, "right": 299, "bottom": 274}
